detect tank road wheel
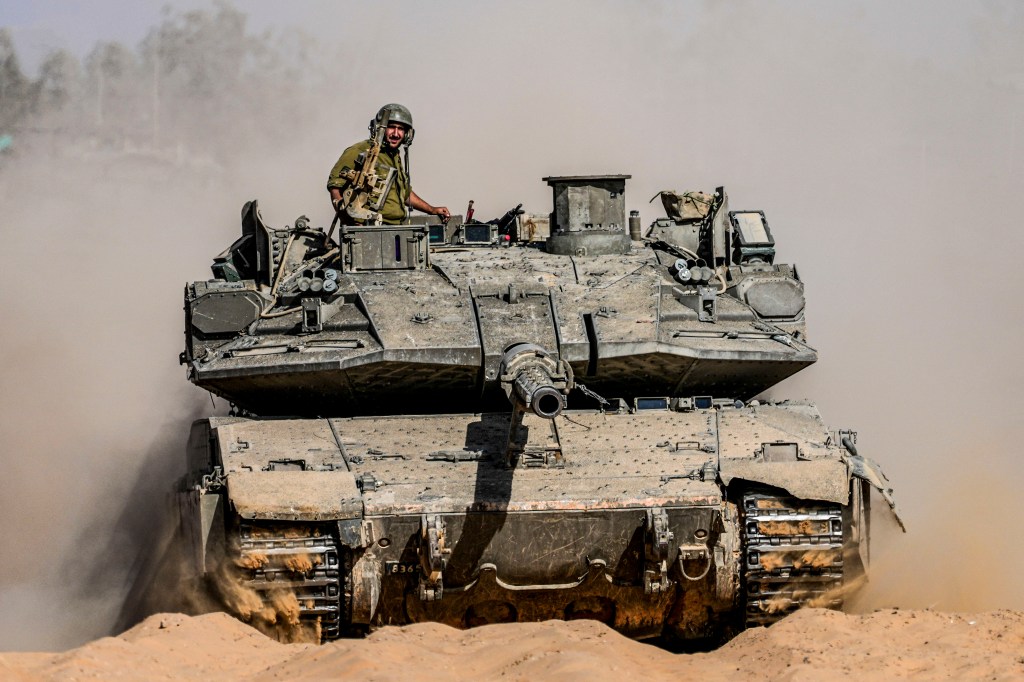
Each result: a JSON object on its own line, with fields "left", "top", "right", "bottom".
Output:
{"left": 739, "top": 488, "right": 846, "bottom": 627}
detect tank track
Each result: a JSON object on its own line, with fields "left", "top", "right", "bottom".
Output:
{"left": 741, "top": 490, "right": 845, "bottom": 627}
{"left": 237, "top": 522, "right": 346, "bottom": 641}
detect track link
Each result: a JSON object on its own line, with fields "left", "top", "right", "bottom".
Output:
{"left": 741, "top": 491, "right": 844, "bottom": 627}
{"left": 237, "top": 523, "right": 345, "bottom": 641}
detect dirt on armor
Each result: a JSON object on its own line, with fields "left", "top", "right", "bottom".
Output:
{"left": 3, "top": 608, "right": 1023, "bottom": 681}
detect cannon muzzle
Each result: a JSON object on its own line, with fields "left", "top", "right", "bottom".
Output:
{"left": 499, "top": 343, "right": 573, "bottom": 419}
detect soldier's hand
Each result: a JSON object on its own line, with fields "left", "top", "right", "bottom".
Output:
{"left": 434, "top": 206, "right": 451, "bottom": 222}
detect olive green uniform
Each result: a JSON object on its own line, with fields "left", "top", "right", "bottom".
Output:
{"left": 327, "top": 139, "right": 410, "bottom": 225}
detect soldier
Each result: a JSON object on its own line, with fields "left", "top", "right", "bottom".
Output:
{"left": 327, "top": 103, "right": 450, "bottom": 225}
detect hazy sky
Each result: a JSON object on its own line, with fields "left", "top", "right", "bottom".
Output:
{"left": 1, "top": 0, "right": 992, "bottom": 76}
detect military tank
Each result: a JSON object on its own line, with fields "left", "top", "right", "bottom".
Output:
{"left": 176, "top": 174, "right": 902, "bottom": 644}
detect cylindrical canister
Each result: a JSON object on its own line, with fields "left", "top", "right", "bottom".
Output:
{"left": 628, "top": 210, "right": 641, "bottom": 240}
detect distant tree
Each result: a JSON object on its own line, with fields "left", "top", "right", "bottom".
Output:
{"left": 0, "top": 28, "right": 37, "bottom": 130}
{"left": 2, "top": 2, "right": 322, "bottom": 165}
{"left": 85, "top": 41, "right": 141, "bottom": 136}
{"left": 139, "top": 4, "right": 251, "bottom": 152}
{"left": 37, "top": 50, "right": 83, "bottom": 117}
{"left": 134, "top": 2, "right": 319, "bottom": 160}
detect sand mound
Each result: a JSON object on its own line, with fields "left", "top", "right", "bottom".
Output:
{"left": 3, "top": 609, "right": 1023, "bottom": 681}
{"left": 0, "top": 613, "right": 304, "bottom": 680}
{"left": 716, "top": 608, "right": 1024, "bottom": 680}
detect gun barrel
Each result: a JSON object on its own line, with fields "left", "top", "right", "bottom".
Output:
{"left": 499, "top": 343, "right": 572, "bottom": 419}
{"left": 512, "top": 368, "right": 565, "bottom": 419}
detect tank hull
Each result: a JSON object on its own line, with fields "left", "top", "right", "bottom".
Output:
{"left": 177, "top": 402, "right": 891, "bottom": 642}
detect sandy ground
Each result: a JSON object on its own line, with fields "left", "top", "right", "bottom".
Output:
{"left": 3, "top": 608, "right": 1022, "bottom": 681}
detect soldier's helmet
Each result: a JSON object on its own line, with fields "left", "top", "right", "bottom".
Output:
{"left": 372, "top": 103, "right": 415, "bottom": 146}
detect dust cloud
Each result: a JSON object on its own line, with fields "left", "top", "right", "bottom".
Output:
{"left": 1, "top": 0, "right": 1022, "bottom": 652}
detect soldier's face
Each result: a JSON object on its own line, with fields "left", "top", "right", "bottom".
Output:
{"left": 385, "top": 123, "right": 407, "bottom": 149}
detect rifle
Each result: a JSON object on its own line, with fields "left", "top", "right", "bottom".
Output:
{"left": 335, "top": 107, "right": 398, "bottom": 227}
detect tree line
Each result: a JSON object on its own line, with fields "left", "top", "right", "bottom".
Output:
{"left": 0, "top": 4, "right": 320, "bottom": 164}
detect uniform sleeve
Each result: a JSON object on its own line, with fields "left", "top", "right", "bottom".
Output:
{"left": 326, "top": 142, "right": 365, "bottom": 190}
